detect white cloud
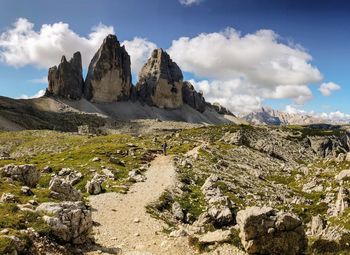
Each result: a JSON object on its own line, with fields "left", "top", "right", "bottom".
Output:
{"left": 30, "top": 76, "right": 47, "bottom": 84}
{"left": 168, "top": 28, "right": 323, "bottom": 113}
{"left": 189, "top": 79, "right": 263, "bottom": 114}
{"left": 179, "top": 0, "right": 203, "bottom": 6}
{"left": 122, "top": 37, "right": 157, "bottom": 76}
{"left": 18, "top": 89, "right": 45, "bottom": 99}
{"left": 318, "top": 82, "right": 341, "bottom": 96}
{"left": 0, "top": 18, "right": 114, "bottom": 68}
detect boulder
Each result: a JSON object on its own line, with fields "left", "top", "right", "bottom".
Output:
{"left": 128, "top": 169, "right": 146, "bottom": 183}
{"left": 0, "top": 164, "right": 40, "bottom": 187}
{"left": 36, "top": 201, "right": 92, "bottom": 244}
{"left": 182, "top": 81, "right": 206, "bottom": 112}
{"left": 236, "top": 206, "right": 307, "bottom": 255}
{"left": 49, "top": 177, "right": 82, "bottom": 201}
{"left": 333, "top": 186, "right": 349, "bottom": 216}
{"left": 86, "top": 174, "right": 105, "bottom": 195}
{"left": 0, "top": 193, "right": 18, "bottom": 203}
{"left": 201, "top": 174, "right": 234, "bottom": 226}
{"left": 335, "top": 170, "right": 350, "bottom": 182}
{"left": 84, "top": 34, "right": 132, "bottom": 102}
{"left": 198, "top": 229, "right": 232, "bottom": 244}
{"left": 171, "top": 201, "right": 184, "bottom": 221}
{"left": 47, "top": 52, "right": 84, "bottom": 99}
{"left": 136, "top": 49, "right": 184, "bottom": 109}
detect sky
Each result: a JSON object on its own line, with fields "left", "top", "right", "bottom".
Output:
{"left": 0, "top": 0, "right": 349, "bottom": 119}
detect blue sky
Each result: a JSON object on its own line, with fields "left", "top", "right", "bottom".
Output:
{"left": 0, "top": 0, "right": 349, "bottom": 117}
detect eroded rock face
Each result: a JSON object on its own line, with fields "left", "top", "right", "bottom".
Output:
{"left": 0, "top": 164, "right": 40, "bottom": 187}
{"left": 236, "top": 207, "right": 307, "bottom": 255}
{"left": 136, "top": 49, "right": 183, "bottom": 109}
{"left": 47, "top": 52, "right": 84, "bottom": 99}
{"left": 84, "top": 34, "right": 132, "bottom": 102}
{"left": 36, "top": 201, "right": 92, "bottom": 244}
{"left": 49, "top": 177, "right": 82, "bottom": 201}
{"left": 182, "top": 81, "right": 206, "bottom": 113}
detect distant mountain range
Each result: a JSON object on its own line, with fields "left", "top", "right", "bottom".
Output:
{"left": 243, "top": 107, "right": 350, "bottom": 125}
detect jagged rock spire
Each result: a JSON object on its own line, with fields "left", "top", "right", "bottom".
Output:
{"left": 84, "top": 34, "right": 132, "bottom": 103}
{"left": 136, "top": 48, "right": 184, "bottom": 109}
{"left": 47, "top": 52, "right": 84, "bottom": 99}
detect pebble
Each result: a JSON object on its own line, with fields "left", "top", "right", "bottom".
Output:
{"left": 134, "top": 233, "right": 140, "bottom": 237}
{"left": 133, "top": 218, "right": 140, "bottom": 223}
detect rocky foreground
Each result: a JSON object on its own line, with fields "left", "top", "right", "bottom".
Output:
{"left": 1, "top": 124, "right": 350, "bottom": 254}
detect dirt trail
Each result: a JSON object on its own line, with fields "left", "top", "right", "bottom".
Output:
{"left": 87, "top": 155, "right": 195, "bottom": 255}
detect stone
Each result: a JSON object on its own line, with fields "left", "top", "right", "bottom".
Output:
{"left": 49, "top": 177, "right": 82, "bottom": 201}
{"left": 333, "top": 186, "right": 349, "bottom": 216}
{"left": 86, "top": 174, "right": 105, "bottom": 195}
{"left": 102, "top": 168, "right": 115, "bottom": 180}
{"left": 36, "top": 201, "right": 92, "bottom": 244}
{"left": 128, "top": 169, "right": 146, "bottom": 182}
{"left": 42, "top": 166, "right": 53, "bottom": 173}
{"left": 171, "top": 201, "right": 184, "bottom": 221}
{"left": 84, "top": 34, "right": 132, "bottom": 102}
{"left": 236, "top": 206, "right": 307, "bottom": 255}
{"left": 198, "top": 229, "right": 231, "bottom": 244}
{"left": 182, "top": 81, "right": 206, "bottom": 112}
{"left": 335, "top": 169, "right": 350, "bottom": 182}
{"left": 109, "top": 156, "right": 125, "bottom": 166}
{"left": 0, "top": 164, "right": 40, "bottom": 187}
{"left": 0, "top": 193, "right": 18, "bottom": 203}
{"left": 92, "top": 157, "right": 101, "bottom": 162}
{"left": 310, "top": 215, "right": 325, "bottom": 237}
{"left": 169, "top": 229, "right": 188, "bottom": 238}
{"left": 136, "top": 49, "right": 184, "bottom": 109}
{"left": 46, "top": 52, "right": 84, "bottom": 99}
{"left": 201, "top": 174, "right": 234, "bottom": 226}
{"left": 21, "top": 186, "right": 33, "bottom": 196}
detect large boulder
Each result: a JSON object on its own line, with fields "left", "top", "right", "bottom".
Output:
{"left": 36, "top": 201, "right": 92, "bottom": 244}
{"left": 84, "top": 34, "right": 132, "bottom": 102}
{"left": 47, "top": 52, "right": 84, "bottom": 99}
{"left": 85, "top": 174, "right": 105, "bottom": 195}
{"left": 201, "top": 174, "right": 234, "bottom": 226}
{"left": 0, "top": 164, "right": 40, "bottom": 187}
{"left": 136, "top": 49, "right": 184, "bottom": 109}
{"left": 236, "top": 206, "right": 307, "bottom": 255}
{"left": 182, "top": 81, "right": 206, "bottom": 113}
{"left": 49, "top": 177, "right": 82, "bottom": 201}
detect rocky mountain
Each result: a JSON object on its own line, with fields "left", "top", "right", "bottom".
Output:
{"left": 46, "top": 52, "right": 84, "bottom": 100}
{"left": 244, "top": 107, "right": 327, "bottom": 125}
{"left": 84, "top": 34, "right": 132, "bottom": 103}
{"left": 136, "top": 48, "right": 184, "bottom": 109}
{"left": 182, "top": 81, "right": 206, "bottom": 113}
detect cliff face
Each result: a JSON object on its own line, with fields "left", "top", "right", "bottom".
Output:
{"left": 84, "top": 35, "right": 132, "bottom": 103}
{"left": 136, "top": 49, "right": 184, "bottom": 109}
{"left": 182, "top": 81, "right": 206, "bottom": 113}
{"left": 44, "top": 34, "right": 235, "bottom": 116}
{"left": 47, "top": 52, "right": 84, "bottom": 100}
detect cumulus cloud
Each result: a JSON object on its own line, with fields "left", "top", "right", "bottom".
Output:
{"left": 0, "top": 18, "right": 114, "bottom": 68}
{"left": 30, "top": 76, "right": 47, "bottom": 84}
{"left": 122, "top": 37, "right": 157, "bottom": 76}
{"left": 168, "top": 28, "right": 323, "bottom": 113}
{"left": 179, "top": 0, "right": 203, "bottom": 6}
{"left": 318, "top": 82, "right": 341, "bottom": 96}
{"left": 0, "top": 18, "right": 158, "bottom": 77}
{"left": 18, "top": 89, "right": 46, "bottom": 99}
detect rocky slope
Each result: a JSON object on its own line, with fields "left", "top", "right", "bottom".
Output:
{"left": 1, "top": 124, "right": 350, "bottom": 254}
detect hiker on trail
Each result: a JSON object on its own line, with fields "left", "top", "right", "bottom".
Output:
{"left": 162, "top": 142, "right": 168, "bottom": 156}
